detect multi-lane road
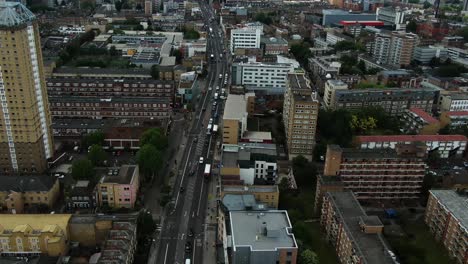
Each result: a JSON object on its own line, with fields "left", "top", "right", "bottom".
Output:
{"left": 150, "top": 2, "right": 228, "bottom": 264}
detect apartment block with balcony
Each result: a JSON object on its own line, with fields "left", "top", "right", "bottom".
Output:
{"left": 0, "top": 214, "right": 72, "bottom": 257}
{"left": 323, "top": 79, "right": 348, "bottom": 109}
{"left": 325, "top": 86, "right": 436, "bottom": 116}
{"left": 357, "top": 134, "right": 467, "bottom": 158}
{"left": 96, "top": 165, "right": 140, "bottom": 209}
{"left": 425, "top": 190, "right": 468, "bottom": 264}
{"left": 401, "top": 108, "right": 440, "bottom": 135}
{"left": 0, "top": 176, "right": 60, "bottom": 213}
{"left": 388, "top": 31, "right": 418, "bottom": 67}
{"left": 440, "top": 111, "right": 468, "bottom": 128}
{"left": 283, "top": 74, "right": 319, "bottom": 161}
{"left": 320, "top": 191, "right": 396, "bottom": 264}
{"left": 323, "top": 144, "right": 427, "bottom": 200}
{"left": 46, "top": 78, "right": 174, "bottom": 119}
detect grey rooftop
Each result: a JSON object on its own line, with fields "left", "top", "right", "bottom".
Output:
{"left": 429, "top": 190, "right": 468, "bottom": 232}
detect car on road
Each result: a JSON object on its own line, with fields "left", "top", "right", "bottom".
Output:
{"left": 209, "top": 118, "right": 213, "bottom": 124}
{"left": 194, "top": 136, "right": 198, "bottom": 143}
{"left": 185, "top": 242, "right": 192, "bottom": 253}
{"left": 213, "top": 102, "right": 217, "bottom": 107}
{"left": 188, "top": 228, "right": 194, "bottom": 237}
{"left": 208, "top": 87, "right": 212, "bottom": 91}
{"left": 199, "top": 157, "right": 204, "bottom": 164}
{"left": 180, "top": 187, "right": 185, "bottom": 193}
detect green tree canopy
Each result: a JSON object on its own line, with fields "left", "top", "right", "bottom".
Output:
{"left": 137, "top": 144, "right": 163, "bottom": 180}
{"left": 84, "top": 131, "right": 105, "bottom": 147}
{"left": 290, "top": 42, "right": 312, "bottom": 66}
{"left": 109, "top": 45, "right": 119, "bottom": 57}
{"left": 301, "top": 249, "right": 319, "bottom": 264}
{"left": 255, "top": 12, "right": 273, "bottom": 25}
{"left": 72, "top": 159, "right": 94, "bottom": 180}
{"left": 88, "top": 144, "right": 107, "bottom": 166}
{"left": 406, "top": 20, "right": 417, "bottom": 33}
{"left": 334, "top": 40, "right": 362, "bottom": 52}
{"left": 183, "top": 27, "right": 200, "bottom": 39}
{"left": 140, "top": 128, "right": 168, "bottom": 150}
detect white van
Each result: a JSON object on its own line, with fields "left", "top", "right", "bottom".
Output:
{"left": 185, "top": 259, "right": 191, "bottom": 264}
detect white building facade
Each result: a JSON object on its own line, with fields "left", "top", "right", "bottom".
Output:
{"left": 231, "top": 62, "right": 294, "bottom": 94}
{"left": 230, "top": 27, "right": 262, "bottom": 53}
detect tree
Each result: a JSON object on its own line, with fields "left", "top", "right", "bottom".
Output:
{"left": 183, "top": 27, "right": 200, "bottom": 39}
{"left": 172, "top": 48, "right": 183, "bottom": 64}
{"left": 150, "top": 65, "right": 160, "bottom": 80}
{"left": 137, "top": 144, "right": 163, "bottom": 181}
{"left": 88, "top": 144, "right": 107, "bottom": 166}
{"left": 290, "top": 42, "right": 312, "bottom": 66}
{"left": 84, "top": 131, "right": 105, "bottom": 147}
{"left": 115, "top": 0, "right": 122, "bottom": 12}
{"left": 423, "top": 1, "right": 432, "bottom": 9}
{"left": 255, "top": 12, "right": 273, "bottom": 25}
{"left": 136, "top": 3, "right": 142, "bottom": 9}
{"left": 278, "top": 177, "right": 290, "bottom": 192}
{"left": 300, "top": 249, "right": 319, "bottom": 264}
{"left": 334, "top": 40, "right": 358, "bottom": 51}
{"left": 135, "top": 25, "right": 144, "bottom": 31}
{"left": 406, "top": 20, "right": 417, "bottom": 33}
{"left": 109, "top": 45, "right": 119, "bottom": 57}
{"left": 72, "top": 159, "right": 94, "bottom": 180}
{"left": 140, "top": 128, "right": 168, "bottom": 150}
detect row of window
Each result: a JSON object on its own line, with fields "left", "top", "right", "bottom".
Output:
{"left": 47, "top": 82, "right": 172, "bottom": 88}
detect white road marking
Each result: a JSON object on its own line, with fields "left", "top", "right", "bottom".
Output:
{"left": 174, "top": 142, "right": 194, "bottom": 209}
{"left": 163, "top": 244, "right": 169, "bottom": 264}
{"left": 197, "top": 178, "right": 205, "bottom": 216}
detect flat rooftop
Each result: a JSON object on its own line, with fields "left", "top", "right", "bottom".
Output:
{"left": 341, "top": 148, "right": 399, "bottom": 159}
{"left": 429, "top": 190, "right": 468, "bottom": 231}
{"left": 101, "top": 165, "right": 137, "bottom": 184}
{"left": 327, "top": 192, "right": 394, "bottom": 264}
{"left": 230, "top": 210, "right": 297, "bottom": 251}
{"left": 222, "top": 194, "right": 267, "bottom": 211}
{"left": 222, "top": 185, "right": 278, "bottom": 193}
{"left": 223, "top": 94, "right": 249, "bottom": 120}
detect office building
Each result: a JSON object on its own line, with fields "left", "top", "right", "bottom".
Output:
{"left": 321, "top": 9, "right": 376, "bottom": 26}
{"left": 425, "top": 190, "right": 468, "bottom": 264}
{"left": 96, "top": 165, "right": 140, "bottom": 209}
{"left": 221, "top": 185, "right": 279, "bottom": 209}
{"left": 222, "top": 93, "right": 255, "bottom": 145}
{"left": 388, "top": 31, "right": 418, "bottom": 67}
{"left": 0, "top": 1, "right": 54, "bottom": 173}
{"left": 413, "top": 46, "right": 448, "bottom": 64}
{"left": 0, "top": 214, "right": 72, "bottom": 257}
{"left": 283, "top": 74, "right": 319, "bottom": 160}
{"left": 229, "top": 210, "right": 298, "bottom": 264}
{"left": 323, "top": 86, "right": 436, "bottom": 115}
{"left": 325, "top": 30, "right": 352, "bottom": 45}
{"left": 401, "top": 108, "right": 440, "bottom": 135}
{"left": 231, "top": 62, "right": 294, "bottom": 94}
{"left": 356, "top": 134, "right": 467, "bottom": 158}
{"left": 320, "top": 192, "right": 395, "bottom": 264}
{"left": 323, "top": 144, "right": 426, "bottom": 200}
{"left": 0, "top": 175, "right": 60, "bottom": 213}
{"left": 230, "top": 27, "right": 261, "bottom": 53}
{"left": 376, "top": 7, "right": 408, "bottom": 30}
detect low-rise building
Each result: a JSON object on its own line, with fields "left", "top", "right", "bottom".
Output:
{"left": 440, "top": 111, "right": 468, "bottom": 128}
{"left": 0, "top": 214, "right": 72, "bottom": 257}
{"left": 96, "top": 221, "right": 137, "bottom": 264}
{"left": 0, "top": 176, "right": 60, "bottom": 213}
{"left": 322, "top": 144, "right": 427, "bottom": 201}
{"left": 321, "top": 9, "right": 377, "bottom": 26}
{"left": 309, "top": 55, "right": 341, "bottom": 86}
{"left": 425, "top": 190, "right": 468, "bottom": 264}
{"left": 220, "top": 185, "right": 279, "bottom": 208}
{"left": 321, "top": 191, "right": 395, "bottom": 264}
{"left": 230, "top": 26, "right": 262, "bottom": 53}
{"left": 413, "top": 46, "right": 448, "bottom": 64}
{"left": 323, "top": 79, "right": 348, "bottom": 109}
{"left": 96, "top": 165, "right": 140, "bottom": 209}
{"left": 67, "top": 180, "right": 96, "bottom": 211}
{"left": 325, "top": 30, "right": 352, "bottom": 45}
{"left": 222, "top": 93, "right": 255, "bottom": 145}
{"left": 440, "top": 92, "right": 468, "bottom": 112}
{"left": 401, "top": 108, "right": 440, "bottom": 135}
{"left": 356, "top": 134, "right": 467, "bottom": 158}
{"left": 228, "top": 210, "right": 298, "bottom": 264}
{"left": 260, "top": 36, "right": 288, "bottom": 55}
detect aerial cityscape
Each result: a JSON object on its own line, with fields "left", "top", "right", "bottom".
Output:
{"left": 0, "top": 0, "right": 467, "bottom": 263}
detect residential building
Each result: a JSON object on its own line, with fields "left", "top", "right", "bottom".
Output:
{"left": 413, "top": 46, "right": 448, "bottom": 64}
{"left": 440, "top": 92, "right": 468, "bottom": 112}
{"left": 401, "top": 108, "right": 440, "bottom": 135}
{"left": 442, "top": 36, "right": 465, "bottom": 48}
{"left": 144, "top": 0, "right": 152, "bottom": 15}
{"left": 0, "top": 175, "right": 60, "bottom": 213}
{"left": 325, "top": 30, "right": 352, "bottom": 45}
{"left": 222, "top": 93, "right": 255, "bottom": 145}
{"left": 96, "top": 165, "right": 140, "bottom": 209}
{"left": 220, "top": 185, "right": 279, "bottom": 208}
{"left": 231, "top": 62, "right": 294, "bottom": 94}
{"left": 378, "top": 70, "right": 413, "bottom": 87}
{"left": 372, "top": 32, "right": 392, "bottom": 64}
{"left": 442, "top": 169, "right": 468, "bottom": 191}
{"left": 221, "top": 143, "right": 278, "bottom": 185}
{"left": 425, "top": 190, "right": 468, "bottom": 264}
{"left": 309, "top": 55, "right": 341, "bottom": 81}
{"left": 440, "top": 111, "right": 468, "bottom": 128}
{"left": 0, "top": 214, "right": 72, "bottom": 257}
{"left": 66, "top": 180, "right": 96, "bottom": 211}
{"left": 314, "top": 175, "right": 344, "bottom": 213}
{"left": 417, "top": 21, "right": 450, "bottom": 42}
{"left": 230, "top": 27, "right": 261, "bottom": 53}
{"left": 340, "top": 21, "right": 384, "bottom": 37}
{"left": 323, "top": 80, "right": 348, "bottom": 109}
{"left": 177, "top": 71, "right": 200, "bottom": 105}
{"left": 229, "top": 210, "right": 298, "bottom": 264}
{"left": 260, "top": 37, "right": 288, "bottom": 55}
{"left": 321, "top": 9, "right": 376, "bottom": 26}
{"left": 388, "top": 31, "right": 419, "bottom": 67}
{"left": 51, "top": 67, "right": 152, "bottom": 80}
{"left": 376, "top": 6, "right": 408, "bottom": 30}
{"left": 0, "top": 2, "right": 54, "bottom": 173}
{"left": 283, "top": 74, "right": 319, "bottom": 160}
{"left": 323, "top": 86, "right": 436, "bottom": 115}
{"left": 447, "top": 47, "right": 468, "bottom": 61}
{"left": 320, "top": 191, "right": 395, "bottom": 264}
{"left": 97, "top": 221, "right": 137, "bottom": 264}
{"left": 356, "top": 134, "right": 468, "bottom": 158}
{"left": 46, "top": 77, "right": 174, "bottom": 119}
{"left": 323, "top": 144, "right": 426, "bottom": 200}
